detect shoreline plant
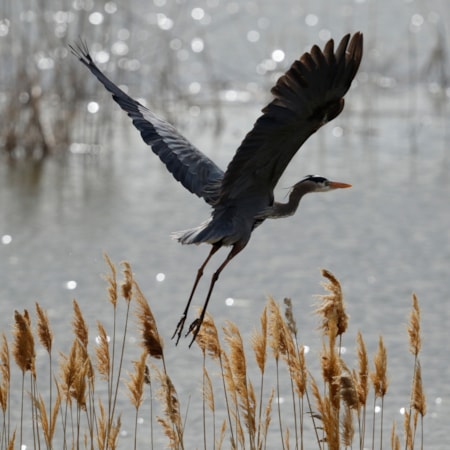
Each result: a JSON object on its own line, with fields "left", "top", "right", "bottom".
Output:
{"left": 0, "top": 257, "right": 425, "bottom": 449}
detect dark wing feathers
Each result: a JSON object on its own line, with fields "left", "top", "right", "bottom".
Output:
{"left": 70, "top": 41, "right": 223, "bottom": 205}
{"left": 71, "top": 33, "right": 362, "bottom": 210}
{"left": 218, "top": 32, "right": 363, "bottom": 203}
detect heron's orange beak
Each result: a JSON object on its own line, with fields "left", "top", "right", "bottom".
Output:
{"left": 329, "top": 181, "right": 352, "bottom": 189}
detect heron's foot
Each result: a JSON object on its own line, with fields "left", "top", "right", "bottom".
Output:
{"left": 187, "top": 318, "right": 202, "bottom": 348}
{"left": 171, "top": 315, "right": 187, "bottom": 346}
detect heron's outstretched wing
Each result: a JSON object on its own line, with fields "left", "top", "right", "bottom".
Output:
{"left": 70, "top": 41, "right": 224, "bottom": 205}
{"left": 218, "top": 32, "right": 363, "bottom": 204}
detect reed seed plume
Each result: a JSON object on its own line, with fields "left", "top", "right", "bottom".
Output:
{"left": 262, "top": 388, "right": 275, "bottom": 443}
{"left": 195, "top": 312, "right": 221, "bottom": 359}
{"left": 310, "top": 375, "right": 340, "bottom": 450}
{"left": 35, "top": 392, "right": 61, "bottom": 447}
{"left": 95, "top": 322, "right": 111, "bottom": 380}
{"left": 408, "top": 293, "right": 421, "bottom": 357}
{"left": 251, "top": 305, "right": 267, "bottom": 374}
{"left": 0, "top": 333, "right": 10, "bottom": 413}
{"left": 391, "top": 421, "right": 401, "bottom": 450}
{"left": 355, "top": 331, "right": 369, "bottom": 405}
{"left": 283, "top": 298, "right": 298, "bottom": 337}
{"left": 403, "top": 409, "right": 413, "bottom": 449}
{"left": 97, "top": 399, "right": 107, "bottom": 450}
{"left": 203, "top": 367, "right": 215, "bottom": 413}
{"left": 371, "top": 336, "right": 388, "bottom": 398}
{"left": 120, "top": 261, "right": 133, "bottom": 304}
{"left": 341, "top": 403, "right": 355, "bottom": 447}
{"left": 217, "top": 419, "right": 226, "bottom": 449}
{"left": 156, "top": 371, "right": 183, "bottom": 448}
{"left": 6, "top": 430, "right": 15, "bottom": 450}
{"left": 220, "top": 351, "right": 240, "bottom": 438}
{"left": 35, "top": 303, "right": 53, "bottom": 354}
{"left": 72, "top": 299, "right": 89, "bottom": 349}
{"left": 223, "top": 321, "right": 247, "bottom": 390}
{"left": 340, "top": 373, "right": 359, "bottom": 410}
{"left": 267, "top": 297, "right": 288, "bottom": 359}
{"left": 411, "top": 361, "right": 426, "bottom": 418}
{"left": 315, "top": 269, "right": 348, "bottom": 337}
{"left": 133, "top": 281, "right": 164, "bottom": 360}
{"left": 73, "top": 359, "right": 89, "bottom": 410}
{"left": 59, "top": 340, "right": 78, "bottom": 404}
{"left": 281, "top": 313, "right": 307, "bottom": 398}
{"left": 12, "top": 310, "right": 36, "bottom": 376}
{"left": 223, "top": 320, "right": 256, "bottom": 441}
{"left": 126, "top": 350, "right": 147, "bottom": 409}
{"left": 103, "top": 253, "right": 118, "bottom": 307}
{"left": 108, "top": 415, "right": 122, "bottom": 450}
{"left": 318, "top": 316, "right": 340, "bottom": 400}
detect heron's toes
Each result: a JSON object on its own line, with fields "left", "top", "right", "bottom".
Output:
{"left": 171, "top": 315, "right": 187, "bottom": 345}
{"left": 187, "top": 318, "right": 202, "bottom": 347}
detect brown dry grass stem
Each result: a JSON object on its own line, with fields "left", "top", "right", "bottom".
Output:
{"left": 1, "top": 260, "right": 427, "bottom": 450}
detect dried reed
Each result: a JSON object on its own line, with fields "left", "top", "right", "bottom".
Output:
{"left": 0, "top": 259, "right": 428, "bottom": 450}
{"left": 405, "top": 294, "right": 426, "bottom": 450}
{"left": 126, "top": 350, "right": 148, "bottom": 450}
{"left": 370, "top": 336, "right": 389, "bottom": 449}
{"left": 315, "top": 269, "right": 348, "bottom": 339}
{"left": 133, "top": 281, "right": 164, "bottom": 362}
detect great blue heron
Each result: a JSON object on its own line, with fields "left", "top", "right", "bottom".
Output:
{"left": 71, "top": 32, "right": 363, "bottom": 346}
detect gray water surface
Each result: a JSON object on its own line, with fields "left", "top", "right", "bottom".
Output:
{"left": 1, "top": 88, "right": 449, "bottom": 447}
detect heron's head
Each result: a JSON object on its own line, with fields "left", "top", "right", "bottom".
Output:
{"left": 294, "top": 175, "right": 352, "bottom": 193}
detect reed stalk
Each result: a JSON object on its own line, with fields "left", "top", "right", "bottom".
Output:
{"left": 0, "top": 259, "right": 428, "bottom": 449}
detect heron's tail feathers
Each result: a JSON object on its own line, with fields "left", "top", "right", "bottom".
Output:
{"left": 172, "top": 219, "right": 213, "bottom": 245}
{"left": 172, "top": 216, "right": 236, "bottom": 246}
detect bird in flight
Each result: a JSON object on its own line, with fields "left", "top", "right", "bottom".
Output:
{"left": 71, "top": 32, "right": 363, "bottom": 346}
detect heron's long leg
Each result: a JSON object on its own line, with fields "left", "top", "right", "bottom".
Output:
{"left": 172, "top": 243, "right": 221, "bottom": 344}
{"left": 188, "top": 243, "right": 245, "bottom": 347}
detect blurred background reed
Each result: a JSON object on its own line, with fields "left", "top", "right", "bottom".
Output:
{"left": 0, "top": 0, "right": 448, "bottom": 162}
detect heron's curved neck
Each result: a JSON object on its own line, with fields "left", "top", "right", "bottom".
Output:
{"left": 263, "top": 183, "right": 309, "bottom": 219}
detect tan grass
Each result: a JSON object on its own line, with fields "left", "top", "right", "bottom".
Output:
{"left": 6, "top": 430, "right": 15, "bottom": 450}
{"left": 35, "top": 303, "right": 53, "bottom": 354}
{"left": 35, "top": 391, "right": 61, "bottom": 447}
{"left": 315, "top": 269, "right": 348, "bottom": 337}
{"left": 72, "top": 299, "right": 89, "bottom": 349}
{"left": 223, "top": 320, "right": 256, "bottom": 446}
{"left": 195, "top": 312, "right": 221, "bottom": 359}
{"left": 133, "top": 281, "right": 164, "bottom": 361}
{"left": 103, "top": 253, "right": 118, "bottom": 308}
{"left": 340, "top": 373, "right": 359, "bottom": 410}
{"left": 0, "top": 333, "right": 10, "bottom": 415}
{"left": 341, "top": 403, "right": 355, "bottom": 446}
{"left": 0, "top": 258, "right": 429, "bottom": 449}
{"left": 412, "top": 362, "right": 426, "bottom": 418}
{"left": 95, "top": 322, "right": 111, "bottom": 380}
{"left": 120, "top": 261, "right": 133, "bottom": 304}
{"left": 391, "top": 421, "right": 401, "bottom": 450}
{"left": 371, "top": 336, "right": 388, "bottom": 398}
{"left": 126, "top": 350, "right": 148, "bottom": 410}
{"left": 355, "top": 331, "right": 369, "bottom": 405}
{"left": 156, "top": 370, "right": 184, "bottom": 449}
{"left": 251, "top": 305, "right": 267, "bottom": 374}
{"left": 283, "top": 298, "right": 298, "bottom": 337}
{"left": 203, "top": 367, "right": 215, "bottom": 413}
{"left": 408, "top": 293, "right": 421, "bottom": 357}
{"left": 12, "top": 310, "right": 36, "bottom": 376}
{"left": 267, "top": 296, "right": 288, "bottom": 360}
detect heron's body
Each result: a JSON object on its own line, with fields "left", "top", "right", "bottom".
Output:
{"left": 71, "top": 32, "right": 363, "bottom": 345}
